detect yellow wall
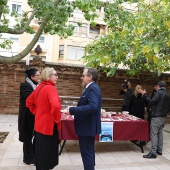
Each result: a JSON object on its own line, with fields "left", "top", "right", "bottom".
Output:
{"left": 10, "top": 0, "right": 106, "bottom": 65}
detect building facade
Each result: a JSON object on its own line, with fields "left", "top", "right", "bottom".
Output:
{"left": 0, "top": 0, "right": 106, "bottom": 65}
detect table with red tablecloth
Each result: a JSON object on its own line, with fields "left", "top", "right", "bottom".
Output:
{"left": 59, "top": 113, "right": 150, "bottom": 154}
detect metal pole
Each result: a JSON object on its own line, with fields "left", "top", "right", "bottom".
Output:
{"left": 26, "top": 53, "right": 30, "bottom": 70}
{"left": 25, "top": 53, "right": 30, "bottom": 79}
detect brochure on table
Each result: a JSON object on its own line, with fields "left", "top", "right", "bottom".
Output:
{"left": 99, "top": 122, "right": 113, "bottom": 142}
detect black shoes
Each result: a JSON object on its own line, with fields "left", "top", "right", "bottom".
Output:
{"left": 143, "top": 152, "right": 156, "bottom": 159}
{"left": 141, "top": 141, "right": 147, "bottom": 146}
{"left": 157, "top": 151, "right": 162, "bottom": 155}
{"left": 23, "top": 159, "right": 35, "bottom": 165}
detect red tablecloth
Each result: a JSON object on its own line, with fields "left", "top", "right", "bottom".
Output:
{"left": 60, "top": 114, "right": 150, "bottom": 141}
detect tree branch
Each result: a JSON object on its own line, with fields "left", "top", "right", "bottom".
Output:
{"left": 0, "top": 0, "right": 67, "bottom": 64}
{"left": 0, "top": 6, "right": 3, "bottom": 19}
{"left": 0, "top": 14, "right": 51, "bottom": 64}
{"left": 0, "top": 0, "right": 8, "bottom": 20}
{"left": 0, "top": 10, "right": 37, "bottom": 34}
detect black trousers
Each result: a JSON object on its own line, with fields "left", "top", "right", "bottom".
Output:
{"left": 23, "top": 140, "right": 35, "bottom": 164}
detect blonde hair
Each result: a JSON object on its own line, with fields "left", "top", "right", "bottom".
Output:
{"left": 40, "top": 67, "right": 55, "bottom": 81}
{"left": 134, "top": 85, "right": 142, "bottom": 96}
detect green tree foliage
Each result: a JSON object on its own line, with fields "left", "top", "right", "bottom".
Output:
{"left": 84, "top": 0, "right": 170, "bottom": 76}
{"left": 0, "top": 0, "right": 102, "bottom": 63}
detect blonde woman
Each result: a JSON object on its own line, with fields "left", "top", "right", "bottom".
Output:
{"left": 26, "top": 67, "right": 61, "bottom": 170}
{"left": 128, "top": 85, "right": 146, "bottom": 119}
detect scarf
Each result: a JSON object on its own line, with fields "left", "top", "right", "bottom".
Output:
{"left": 26, "top": 77, "right": 37, "bottom": 90}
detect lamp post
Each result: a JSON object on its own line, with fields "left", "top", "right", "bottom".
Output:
{"left": 26, "top": 53, "right": 30, "bottom": 70}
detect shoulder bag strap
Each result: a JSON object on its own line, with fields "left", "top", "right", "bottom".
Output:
{"left": 36, "top": 84, "right": 47, "bottom": 100}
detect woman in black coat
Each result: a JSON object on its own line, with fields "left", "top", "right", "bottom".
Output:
{"left": 128, "top": 85, "right": 146, "bottom": 119}
{"left": 18, "top": 68, "right": 40, "bottom": 165}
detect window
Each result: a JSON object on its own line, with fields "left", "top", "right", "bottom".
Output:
{"left": 73, "top": 26, "right": 78, "bottom": 36}
{"left": 38, "top": 36, "right": 45, "bottom": 43}
{"left": 12, "top": 4, "right": 21, "bottom": 15}
{"left": 89, "top": 26, "right": 100, "bottom": 39}
{"left": 66, "top": 46, "right": 85, "bottom": 60}
{"left": 10, "top": 37, "right": 19, "bottom": 41}
{"left": 59, "top": 45, "right": 64, "bottom": 58}
{"left": 80, "top": 25, "right": 87, "bottom": 37}
{"left": 70, "top": 22, "right": 88, "bottom": 37}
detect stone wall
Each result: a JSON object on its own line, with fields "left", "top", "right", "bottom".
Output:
{"left": 1, "top": 57, "right": 170, "bottom": 122}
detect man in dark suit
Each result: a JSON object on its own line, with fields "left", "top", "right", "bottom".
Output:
{"left": 66, "top": 67, "right": 102, "bottom": 170}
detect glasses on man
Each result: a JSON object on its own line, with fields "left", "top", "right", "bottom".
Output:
{"left": 81, "top": 74, "right": 89, "bottom": 78}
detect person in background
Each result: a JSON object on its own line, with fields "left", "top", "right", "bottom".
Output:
{"left": 128, "top": 85, "right": 147, "bottom": 145}
{"left": 26, "top": 67, "right": 61, "bottom": 170}
{"left": 128, "top": 85, "right": 146, "bottom": 119}
{"left": 146, "top": 82, "right": 157, "bottom": 125}
{"left": 18, "top": 68, "right": 40, "bottom": 165}
{"left": 65, "top": 67, "right": 102, "bottom": 170}
{"left": 119, "top": 80, "right": 134, "bottom": 111}
{"left": 139, "top": 81, "right": 169, "bottom": 159}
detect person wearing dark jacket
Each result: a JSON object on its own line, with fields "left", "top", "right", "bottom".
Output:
{"left": 139, "top": 81, "right": 169, "bottom": 159}
{"left": 119, "top": 81, "right": 134, "bottom": 111}
{"left": 146, "top": 86, "right": 156, "bottom": 125}
{"left": 65, "top": 67, "right": 102, "bottom": 170}
{"left": 18, "top": 68, "right": 40, "bottom": 165}
{"left": 129, "top": 85, "right": 146, "bottom": 119}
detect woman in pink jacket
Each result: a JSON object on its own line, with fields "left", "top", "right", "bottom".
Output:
{"left": 26, "top": 67, "right": 61, "bottom": 170}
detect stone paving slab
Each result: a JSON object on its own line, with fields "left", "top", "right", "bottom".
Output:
{"left": 0, "top": 115, "right": 170, "bottom": 170}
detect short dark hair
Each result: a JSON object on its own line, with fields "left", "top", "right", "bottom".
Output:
{"left": 25, "top": 68, "right": 38, "bottom": 79}
{"left": 85, "top": 67, "right": 98, "bottom": 82}
{"left": 154, "top": 81, "right": 159, "bottom": 87}
{"left": 157, "top": 81, "right": 166, "bottom": 88}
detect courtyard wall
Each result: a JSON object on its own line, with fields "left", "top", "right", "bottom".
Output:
{"left": 1, "top": 57, "right": 170, "bottom": 122}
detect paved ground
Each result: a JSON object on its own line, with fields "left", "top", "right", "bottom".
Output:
{"left": 0, "top": 115, "right": 170, "bottom": 170}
